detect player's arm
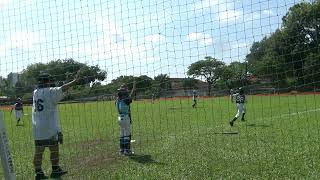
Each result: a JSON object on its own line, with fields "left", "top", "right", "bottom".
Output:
{"left": 129, "top": 81, "right": 137, "bottom": 98}
{"left": 230, "top": 94, "right": 234, "bottom": 103}
{"left": 10, "top": 105, "right": 14, "bottom": 114}
{"left": 61, "top": 79, "right": 78, "bottom": 92}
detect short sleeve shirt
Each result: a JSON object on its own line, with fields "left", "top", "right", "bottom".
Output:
{"left": 32, "top": 87, "right": 64, "bottom": 140}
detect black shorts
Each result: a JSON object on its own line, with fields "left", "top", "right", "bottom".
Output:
{"left": 35, "top": 139, "right": 58, "bottom": 147}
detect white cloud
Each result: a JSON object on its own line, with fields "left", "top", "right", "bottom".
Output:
{"left": 186, "top": 32, "right": 213, "bottom": 45}
{"left": 66, "top": 18, "right": 155, "bottom": 65}
{"left": 145, "top": 34, "right": 165, "bottom": 43}
{"left": 0, "top": 31, "right": 41, "bottom": 57}
{"left": 0, "top": 0, "right": 10, "bottom": 6}
{"left": 95, "top": 17, "right": 123, "bottom": 35}
{"left": 218, "top": 10, "right": 242, "bottom": 22}
{"left": 9, "top": 31, "right": 41, "bottom": 49}
{"left": 263, "top": 10, "right": 274, "bottom": 16}
{"left": 193, "top": 0, "right": 242, "bottom": 23}
{"left": 194, "top": 0, "right": 220, "bottom": 10}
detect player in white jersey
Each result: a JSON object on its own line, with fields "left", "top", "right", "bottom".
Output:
{"left": 10, "top": 98, "right": 24, "bottom": 126}
{"left": 32, "top": 73, "right": 78, "bottom": 180}
{"left": 229, "top": 87, "right": 246, "bottom": 126}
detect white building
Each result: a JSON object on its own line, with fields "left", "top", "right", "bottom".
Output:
{"left": 7, "top": 73, "right": 20, "bottom": 87}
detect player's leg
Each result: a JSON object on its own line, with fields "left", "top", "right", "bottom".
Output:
{"left": 33, "top": 142, "right": 47, "bottom": 179}
{"left": 118, "top": 116, "right": 126, "bottom": 154}
{"left": 15, "top": 110, "right": 22, "bottom": 125}
{"left": 121, "top": 116, "right": 133, "bottom": 155}
{"left": 49, "top": 143, "right": 67, "bottom": 178}
{"left": 230, "top": 104, "right": 241, "bottom": 126}
{"left": 192, "top": 99, "right": 196, "bottom": 108}
{"left": 241, "top": 104, "right": 246, "bottom": 121}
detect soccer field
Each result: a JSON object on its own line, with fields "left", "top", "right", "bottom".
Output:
{"left": 1, "top": 94, "right": 320, "bottom": 179}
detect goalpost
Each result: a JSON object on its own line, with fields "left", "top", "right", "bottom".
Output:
{"left": 0, "top": 112, "right": 16, "bottom": 180}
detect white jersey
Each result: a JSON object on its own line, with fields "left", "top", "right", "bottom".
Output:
{"left": 32, "top": 87, "right": 64, "bottom": 140}
{"left": 192, "top": 91, "right": 197, "bottom": 101}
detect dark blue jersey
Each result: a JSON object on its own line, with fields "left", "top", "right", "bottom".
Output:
{"left": 15, "top": 102, "right": 23, "bottom": 110}
{"left": 235, "top": 93, "right": 245, "bottom": 103}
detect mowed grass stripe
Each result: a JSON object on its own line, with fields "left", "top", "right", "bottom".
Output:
{"left": 0, "top": 94, "right": 319, "bottom": 179}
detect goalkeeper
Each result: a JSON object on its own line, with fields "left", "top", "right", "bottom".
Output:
{"left": 115, "top": 82, "right": 136, "bottom": 156}
{"left": 32, "top": 73, "right": 78, "bottom": 179}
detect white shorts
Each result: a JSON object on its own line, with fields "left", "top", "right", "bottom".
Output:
{"left": 118, "top": 115, "right": 131, "bottom": 138}
{"left": 15, "top": 110, "right": 22, "bottom": 120}
{"left": 235, "top": 103, "right": 246, "bottom": 118}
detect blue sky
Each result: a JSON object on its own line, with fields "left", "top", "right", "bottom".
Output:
{"left": 0, "top": 0, "right": 311, "bottom": 83}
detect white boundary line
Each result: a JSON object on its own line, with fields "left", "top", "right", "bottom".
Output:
{"left": 265, "top": 108, "right": 320, "bottom": 120}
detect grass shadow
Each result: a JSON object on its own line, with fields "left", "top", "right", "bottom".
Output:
{"left": 213, "top": 131, "right": 239, "bottom": 135}
{"left": 246, "top": 123, "right": 271, "bottom": 128}
{"left": 129, "top": 154, "right": 165, "bottom": 165}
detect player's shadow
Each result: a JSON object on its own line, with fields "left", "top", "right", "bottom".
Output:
{"left": 129, "top": 154, "right": 165, "bottom": 165}
{"left": 246, "top": 123, "right": 271, "bottom": 128}
{"left": 16, "top": 124, "right": 24, "bottom": 127}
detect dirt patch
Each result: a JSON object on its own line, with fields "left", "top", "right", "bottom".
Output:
{"left": 0, "top": 105, "right": 12, "bottom": 110}
{"left": 70, "top": 139, "right": 118, "bottom": 170}
{"left": 72, "top": 150, "right": 117, "bottom": 169}
{"left": 74, "top": 139, "right": 106, "bottom": 149}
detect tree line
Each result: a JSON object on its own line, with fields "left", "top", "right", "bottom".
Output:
{"left": 1, "top": 1, "right": 319, "bottom": 100}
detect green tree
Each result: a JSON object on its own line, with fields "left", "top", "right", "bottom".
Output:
{"left": 152, "top": 74, "right": 171, "bottom": 97}
{"left": 246, "top": 1, "right": 320, "bottom": 89}
{"left": 182, "top": 78, "right": 197, "bottom": 90}
{"left": 15, "top": 59, "right": 106, "bottom": 98}
{"left": 187, "top": 56, "right": 225, "bottom": 96}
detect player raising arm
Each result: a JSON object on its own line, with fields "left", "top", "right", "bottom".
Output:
{"left": 10, "top": 98, "right": 24, "bottom": 126}
{"left": 229, "top": 87, "right": 246, "bottom": 127}
{"left": 32, "top": 73, "right": 78, "bottom": 180}
{"left": 115, "top": 82, "right": 136, "bottom": 156}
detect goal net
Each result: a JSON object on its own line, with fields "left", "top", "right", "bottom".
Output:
{"left": 0, "top": 0, "right": 319, "bottom": 179}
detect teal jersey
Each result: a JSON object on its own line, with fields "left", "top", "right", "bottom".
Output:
{"left": 116, "top": 98, "right": 132, "bottom": 115}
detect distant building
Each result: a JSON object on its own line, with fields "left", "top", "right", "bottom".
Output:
{"left": 7, "top": 73, "right": 20, "bottom": 87}
{"left": 167, "top": 78, "right": 208, "bottom": 97}
{"left": 0, "top": 77, "right": 5, "bottom": 87}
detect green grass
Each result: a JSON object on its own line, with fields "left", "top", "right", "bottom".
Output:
{"left": 1, "top": 94, "right": 320, "bottom": 179}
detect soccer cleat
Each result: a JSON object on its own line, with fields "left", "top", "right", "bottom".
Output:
{"left": 229, "top": 121, "right": 234, "bottom": 127}
{"left": 119, "top": 149, "right": 125, "bottom": 155}
{"left": 35, "top": 171, "right": 48, "bottom": 180}
{"left": 241, "top": 118, "right": 245, "bottom": 122}
{"left": 123, "top": 150, "right": 134, "bottom": 156}
{"left": 50, "top": 167, "right": 68, "bottom": 178}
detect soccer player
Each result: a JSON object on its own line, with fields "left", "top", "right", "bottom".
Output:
{"left": 192, "top": 89, "right": 198, "bottom": 108}
{"left": 32, "top": 73, "right": 78, "bottom": 179}
{"left": 151, "top": 93, "right": 155, "bottom": 104}
{"left": 115, "top": 82, "right": 136, "bottom": 156}
{"left": 10, "top": 98, "right": 24, "bottom": 126}
{"left": 229, "top": 87, "right": 246, "bottom": 126}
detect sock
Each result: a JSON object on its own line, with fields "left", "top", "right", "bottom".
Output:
{"left": 242, "top": 113, "right": 246, "bottom": 119}
{"left": 231, "top": 117, "right": 237, "bottom": 122}
{"left": 35, "top": 168, "right": 43, "bottom": 174}
{"left": 52, "top": 165, "right": 60, "bottom": 171}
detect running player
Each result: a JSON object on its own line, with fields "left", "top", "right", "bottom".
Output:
{"left": 32, "top": 73, "right": 78, "bottom": 179}
{"left": 192, "top": 89, "right": 198, "bottom": 108}
{"left": 115, "top": 82, "right": 136, "bottom": 156}
{"left": 10, "top": 98, "right": 24, "bottom": 126}
{"left": 229, "top": 87, "right": 246, "bottom": 126}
